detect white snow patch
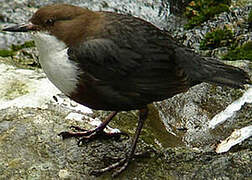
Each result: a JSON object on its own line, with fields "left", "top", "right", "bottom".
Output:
{"left": 216, "top": 125, "right": 252, "bottom": 153}
{"left": 209, "top": 86, "right": 252, "bottom": 129}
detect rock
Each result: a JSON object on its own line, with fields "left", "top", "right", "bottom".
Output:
{"left": 155, "top": 60, "right": 252, "bottom": 149}
{"left": 0, "top": 57, "right": 251, "bottom": 179}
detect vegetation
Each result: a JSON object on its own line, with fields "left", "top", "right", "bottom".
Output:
{"left": 198, "top": 8, "right": 252, "bottom": 61}
{"left": 11, "top": 41, "right": 35, "bottom": 51}
{"left": 0, "top": 49, "right": 14, "bottom": 57}
{"left": 200, "top": 27, "right": 234, "bottom": 50}
{"left": 248, "top": 9, "right": 252, "bottom": 28}
{"left": 184, "top": 0, "right": 231, "bottom": 29}
{"left": 0, "top": 41, "right": 35, "bottom": 57}
{"left": 222, "top": 41, "right": 252, "bottom": 61}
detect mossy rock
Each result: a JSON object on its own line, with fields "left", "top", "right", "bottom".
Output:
{"left": 10, "top": 41, "right": 35, "bottom": 51}
{"left": 200, "top": 27, "right": 234, "bottom": 50}
{"left": 184, "top": 0, "right": 231, "bottom": 29}
{"left": 222, "top": 41, "right": 252, "bottom": 61}
{"left": 0, "top": 41, "right": 35, "bottom": 58}
{"left": 0, "top": 49, "right": 15, "bottom": 57}
{"left": 248, "top": 9, "right": 252, "bottom": 28}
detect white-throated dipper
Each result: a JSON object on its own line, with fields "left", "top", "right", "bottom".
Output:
{"left": 3, "top": 4, "right": 251, "bottom": 177}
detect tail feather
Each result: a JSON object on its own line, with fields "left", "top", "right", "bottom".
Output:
{"left": 175, "top": 47, "right": 251, "bottom": 89}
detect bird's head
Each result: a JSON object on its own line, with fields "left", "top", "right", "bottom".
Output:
{"left": 3, "top": 4, "right": 102, "bottom": 46}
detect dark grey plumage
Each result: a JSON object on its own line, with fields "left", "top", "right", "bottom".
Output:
{"left": 67, "top": 12, "right": 251, "bottom": 110}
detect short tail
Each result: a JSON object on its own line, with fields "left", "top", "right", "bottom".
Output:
{"left": 175, "top": 47, "right": 251, "bottom": 88}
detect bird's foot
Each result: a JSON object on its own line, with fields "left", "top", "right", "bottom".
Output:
{"left": 59, "top": 126, "right": 129, "bottom": 145}
{"left": 91, "top": 157, "right": 129, "bottom": 178}
{"left": 90, "top": 149, "right": 154, "bottom": 177}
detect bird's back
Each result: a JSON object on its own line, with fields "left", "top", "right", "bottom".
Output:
{"left": 68, "top": 12, "right": 251, "bottom": 111}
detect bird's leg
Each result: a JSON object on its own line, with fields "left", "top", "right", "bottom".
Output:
{"left": 91, "top": 107, "right": 148, "bottom": 178}
{"left": 59, "top": 111, "right": 128, "bottom": 143}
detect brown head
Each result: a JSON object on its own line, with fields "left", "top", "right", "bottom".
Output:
{"left": 3, "top": 4, "right": 104, "bottom": 46}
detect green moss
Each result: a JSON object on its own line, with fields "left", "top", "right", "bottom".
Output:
{"left": 10, "top": 41, "right": 35, "bottom": 51}
{"left": 200, "top": 27, "right": 234, "bottom": 50}
{"left": 8, "top": 158, "right": 23, "bottom": 168}
{"left": 248, "top": 10, "right": 252, "bottom": 23}
{"left": 4, "top": 81, "right": 29, "bottom": 100}
{"left": 232, "top": 0, "right": 250, "bottom": 7}
{"left": 0, "top": 56, "right": 39, "bottom": 70}
{"left": 184, "top": 0, "right": 231, "bottom": 29}
{"left": 0, "top": 49, "right": 15, "bottom": 57}
{"left": 248, "top": 9, "right": 252, "bottom": 28}
{"left": 0, "top": 41, "right": 35, "bottom": 58}
{"left": 0, "top": 40, "right": 39, "bottom": 69}
{"left": 222, "top": 41, "right": 252, "bottom": 61}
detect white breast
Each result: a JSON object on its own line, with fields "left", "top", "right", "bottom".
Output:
{"left": 32, "top": 32, "right": 80, "bottom": 96}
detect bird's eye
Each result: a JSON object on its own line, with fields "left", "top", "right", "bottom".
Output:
{"left": 45, "top": 19, "right": 54, "bottom": 26}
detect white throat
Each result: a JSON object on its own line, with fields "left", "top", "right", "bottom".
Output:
{"left": 32, "top": 32, "right": 80, "bottom": 96}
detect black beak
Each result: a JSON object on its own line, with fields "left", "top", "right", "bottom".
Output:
{"left": 2, "top": 23, "right": 38, "bottom": 32}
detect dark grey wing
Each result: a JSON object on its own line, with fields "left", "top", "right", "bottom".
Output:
{"left": 67, "top": 38, "right": 145, "bottom": 110}
{"left": 68, "top": 38, "right": 142, "bottom": 80}
{"left": 68, "top": 11, "right": 250, "bottom": 111}
{"left": 67, "top": 37, "right": 191, "bottom": 110}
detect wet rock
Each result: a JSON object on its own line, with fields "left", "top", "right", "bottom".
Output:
{"left": 0, "top": 105, "right": 251, "bottom": 179}
{"left": 155, "top": 60, "right": 252, "bottom": 150}
{"left": 0, "top": 57, "right": 251, "bottom": 179}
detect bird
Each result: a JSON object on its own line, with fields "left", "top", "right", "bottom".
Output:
{"left": 3, "top": 3, "right": 251, "bottom": 177}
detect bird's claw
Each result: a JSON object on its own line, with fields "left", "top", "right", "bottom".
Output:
{"left": 91, "top": 157, "right": 129, "bottom": 178}
{"left": 58, "top": 126, "right": 92, "bottom": 139}
{"left": 59, "top": 126, "right": 129, "bottom": 144}
{"left": 90, "top": 148, "right": 154, "bottom": 177}
{"left": 69, "top": 125, "right": 88, "bottom": 131}
{"left": 77, "top": 130, "right": 129, "bottom": 145}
